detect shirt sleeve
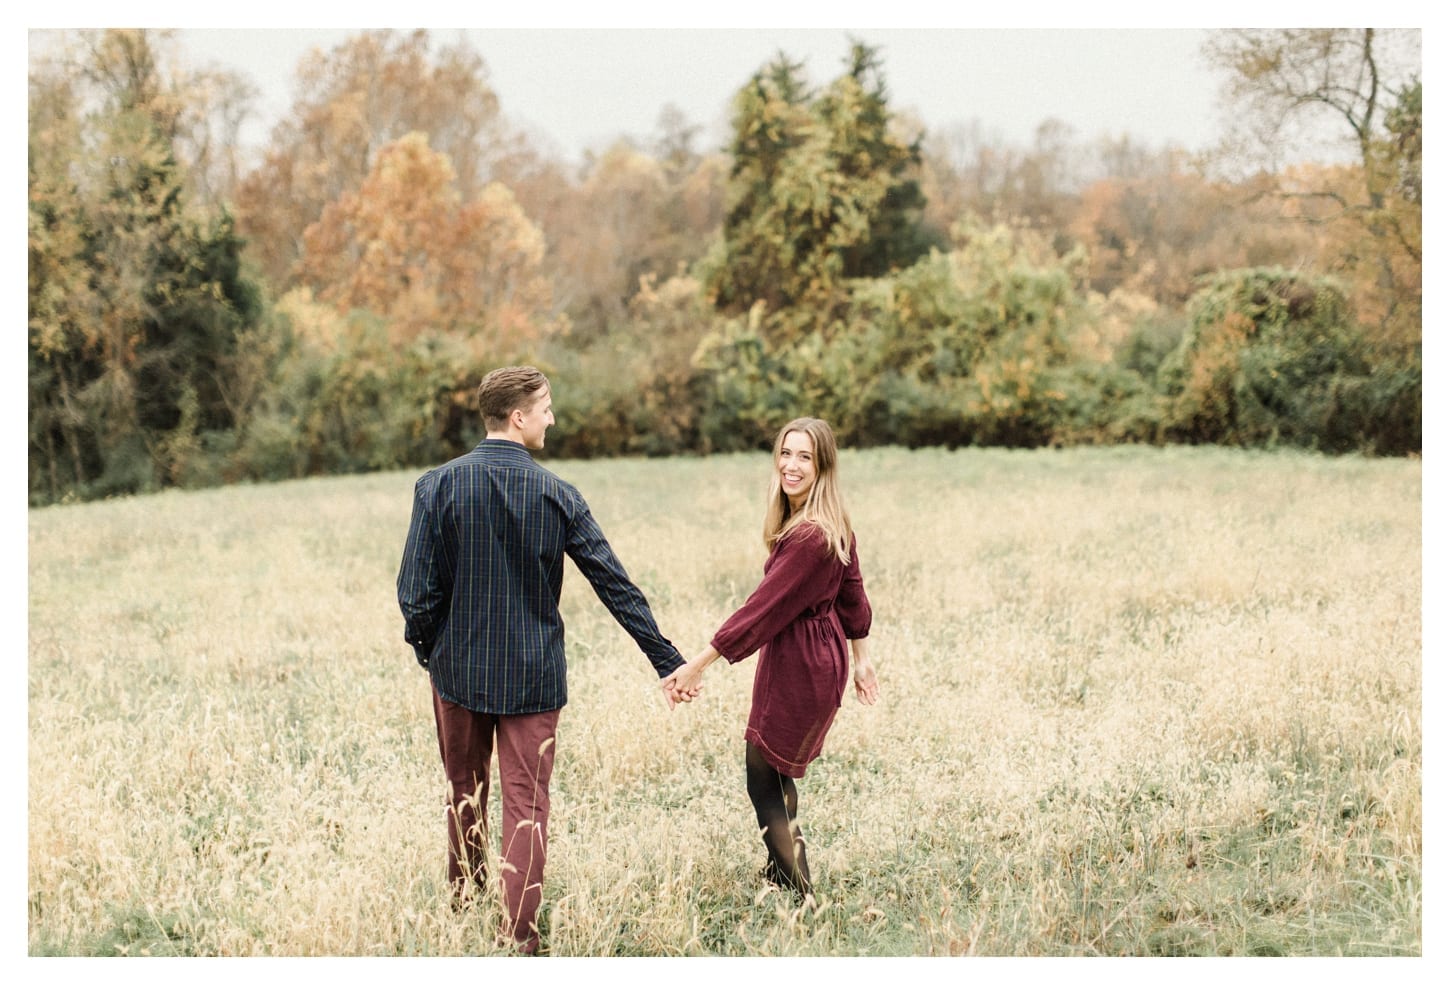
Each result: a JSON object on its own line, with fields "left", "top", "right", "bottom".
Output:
{"left": 564, "top": 491, "right": 685, "bottom": 677}
{"left": 397, "top": 472, "right": 449, "bottom": 667}
{"left": 836, "top": 536, "right": 872, "bottom": 640}
{"left": 710, "top": 525, "right": 842, "bottom": 664}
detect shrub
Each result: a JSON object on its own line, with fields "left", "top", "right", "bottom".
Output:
{"left": 545, "top": 274, "right": 714, "bottom": 457}
{"left": 1159, "top": 268, "right": 1402, "bottom": 451}
{"left": 234, "top": 307, "right": 480, "bottom": 479}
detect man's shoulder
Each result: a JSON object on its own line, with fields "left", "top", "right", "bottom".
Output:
{"left": 428, "top": 440, "right": 530, "bottom": 474}
{"left": 425, "top": 443, "right": 583, "bottom": 500}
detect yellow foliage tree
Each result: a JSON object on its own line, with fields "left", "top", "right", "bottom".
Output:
{"left": 297, "top": 131, "right": 564, "bottom": 354}
{"left": 1204, "top": 28, "right": 1420, "bottom": 346}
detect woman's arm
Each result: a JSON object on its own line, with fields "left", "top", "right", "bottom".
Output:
{"left": 710, "top": 526, "right": 836, "bottom": 663}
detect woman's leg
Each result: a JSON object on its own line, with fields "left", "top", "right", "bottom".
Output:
{"left": 744, "top": 741, "right": 811, "bottom": 897}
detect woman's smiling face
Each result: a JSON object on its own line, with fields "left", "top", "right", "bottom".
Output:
{"left": 778, "top": 429, "right": 817, "bottom": 507}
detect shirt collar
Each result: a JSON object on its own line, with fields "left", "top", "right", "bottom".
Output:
{"left": 477, "top": 437, "right": 536, "bottom": 461}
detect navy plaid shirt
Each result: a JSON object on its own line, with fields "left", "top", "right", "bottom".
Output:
{"left": 397, "top": 439, "right": 684, "bottom": 715}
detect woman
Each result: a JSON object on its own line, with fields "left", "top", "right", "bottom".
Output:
{"left": 663, "top": 417, "right": 879, "bottom": 900}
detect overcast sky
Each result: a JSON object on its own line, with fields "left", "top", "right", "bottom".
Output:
{"left": 29, "top": 3, "right": 1428, "bottom": 166}
{"left": 166, "top": 26, "right": 1227, "bottom": 164}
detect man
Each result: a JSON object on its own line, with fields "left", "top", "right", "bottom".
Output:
{"left": 397, "top": 366, "right": 690, "bottom": 955}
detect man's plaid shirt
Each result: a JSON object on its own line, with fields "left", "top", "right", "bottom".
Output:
{"left": 397, "top": 439, "right": 684, "bottom": 714}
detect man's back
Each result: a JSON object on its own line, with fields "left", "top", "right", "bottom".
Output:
{"left": 398, "top": 439, "right": 681, "bottom": 716}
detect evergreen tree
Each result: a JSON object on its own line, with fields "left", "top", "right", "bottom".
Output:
{"left": 704, "top": 42, "right": 937, "bottom": 339}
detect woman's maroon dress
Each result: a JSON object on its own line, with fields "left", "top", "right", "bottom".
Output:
{"left": 710, "top": 523, "right": 872, "bottom": 778}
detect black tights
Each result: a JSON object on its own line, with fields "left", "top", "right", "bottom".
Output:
{"left": 745, "top": 742, "right": 811, "bottom": 897}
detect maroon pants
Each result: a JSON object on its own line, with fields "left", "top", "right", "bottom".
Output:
{"left": 432, "top": 684, "right": 560, "bottom": 953}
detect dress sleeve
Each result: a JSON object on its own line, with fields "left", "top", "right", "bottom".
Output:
{"left": 835, "top": 536, "right": 872, "bottom": 640}
{"left": 710, "top": 525, "right": 840, "bottom": 664}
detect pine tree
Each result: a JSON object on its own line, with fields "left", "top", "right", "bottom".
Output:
{"left": 704, "top": 41, "right": 937, "bottom": 339}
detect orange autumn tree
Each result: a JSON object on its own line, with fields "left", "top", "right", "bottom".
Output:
{"left": 297, "top": 131, "right": 564, "bottom": 355}
{"left": 1275, "top": 157, "right": 1421, "bottom": 351}
{"left": 1069, "top": 166, "right": 1318, "bottom": 308}
{"left": 234, "top": 29, "right": 503, "bottom": 293}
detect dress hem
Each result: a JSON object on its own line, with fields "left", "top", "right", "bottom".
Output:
{"left": 744, "top": 727, "right": 811, "bottom": 779}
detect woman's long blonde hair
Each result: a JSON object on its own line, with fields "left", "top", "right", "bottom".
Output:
{"left": 763, "top": 417, "right": 853, "bottom": 565}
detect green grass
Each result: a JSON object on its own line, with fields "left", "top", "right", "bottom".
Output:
{"left": 27, "top": 445, "right": 1421, "bottom": 955}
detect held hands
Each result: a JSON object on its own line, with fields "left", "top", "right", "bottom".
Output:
{"left": 661, "top": 647, "right": 719, "bottom": 710}
{"left": 661, "top": 666, "right": 701, "bottom": 708}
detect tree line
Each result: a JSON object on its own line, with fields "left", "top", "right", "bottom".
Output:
{"left": 27, "top": 29, "right": 1421, "bottom": 504}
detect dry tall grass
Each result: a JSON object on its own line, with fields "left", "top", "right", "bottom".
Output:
{"left": 27, "top": 445, "right": 1421, "bottom": 956}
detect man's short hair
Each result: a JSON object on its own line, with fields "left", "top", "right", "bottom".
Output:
{"left": 478, "top": 366, "right": 550, "bottom": 431}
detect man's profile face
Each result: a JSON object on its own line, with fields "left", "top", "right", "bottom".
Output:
{"left": 516, "top": 386, "right": 554, "bottom": 450}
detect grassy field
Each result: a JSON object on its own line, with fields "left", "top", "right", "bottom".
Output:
{"left": 27, "top": 445, "right": 1421, "bottom": 957}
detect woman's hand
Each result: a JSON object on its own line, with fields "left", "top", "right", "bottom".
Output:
{"left": 850, "top": 638, "right": 879, "bottom": 705}
{"left": 853, "top": 659, "right": 879, "bottom": 705}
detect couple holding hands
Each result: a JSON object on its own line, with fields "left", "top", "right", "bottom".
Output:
{"left": 398, "top": 366, "right": 879, "bottom": 954}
